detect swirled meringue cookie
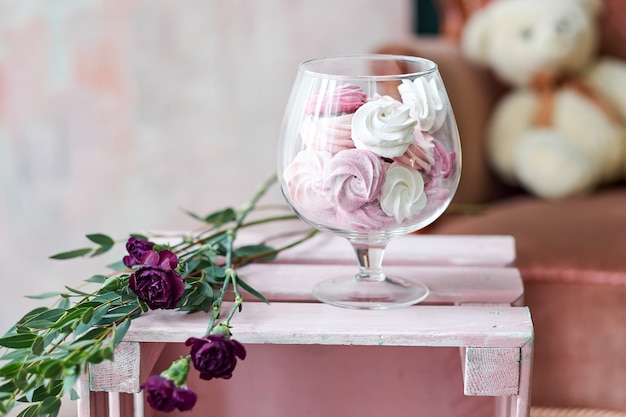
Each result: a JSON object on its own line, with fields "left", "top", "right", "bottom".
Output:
{"left": 393, "top": 131, "right": 436, "bottom": 172}
{"left": 351, "top": 97, "right": 417, "bottom": 158}
{"left": 283, "top": 150, "right": 334, "bottom": 213}
{"left": 334, "top": 202, "right": 395, "bottom": 231}
{"left": 380, "top": 163, "right": 427, "bottom": 223}
{"left": 305, "top": 84, "right": 368, "bottom": 116}
{"left": 323, "top": 148, "right": 385, "bottom": 212}
{"left": 398, "top": 77, "right": 446, "bottom": 133}
{"left": 299, "top": 113, "right": 355, "bottom": 155}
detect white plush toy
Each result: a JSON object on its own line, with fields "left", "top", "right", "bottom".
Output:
{"left": 461, "top": 0, "right": 626, "bottom": 199}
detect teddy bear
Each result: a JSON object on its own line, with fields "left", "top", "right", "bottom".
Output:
{"left": 460, "top": 0, "right": 626, "bottom": 199}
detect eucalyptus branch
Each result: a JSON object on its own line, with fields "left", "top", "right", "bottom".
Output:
{"left": 0, "top": 174, "right": 317, "bottom": 416}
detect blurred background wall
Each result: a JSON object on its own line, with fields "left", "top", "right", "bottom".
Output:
{"left": 0, "top": 0, "right": 412, "bottom": 340}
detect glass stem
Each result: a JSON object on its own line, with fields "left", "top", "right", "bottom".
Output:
{"left": 352, "top": 244, "right": 387, "bottom": 282}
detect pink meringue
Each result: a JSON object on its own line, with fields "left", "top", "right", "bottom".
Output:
{"left": 305, "top": 84, "right": 368, "bottom": 116}
{"left": 299, "top": 113, "right": 356, "bottom": 155}
{"left": 393, "top": 131, "right": 436, "bottom": 172}
{"left": 282, "top": 150, "right": 334, "bottom": 214}
{"left": 323, "top": 148, "right": 385, "bottom": 212}
{"left": 334, "top": 201, "right": 395, "bottom": 231}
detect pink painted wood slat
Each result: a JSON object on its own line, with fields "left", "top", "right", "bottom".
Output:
{"left": 268, "top": 232, "right": 516, "bottom": 266}
{"left": 123, "top": 303, "right": 532, "bottom": 347}
{"left": 237, "top": 263, "right": 523, "bottom": 304}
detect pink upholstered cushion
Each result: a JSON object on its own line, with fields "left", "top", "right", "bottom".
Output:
{"left": 431, "top": 187, "right": 626, "bottom": 286}
{"left": 431, "top": 187, "right": 626, "bottom": 411}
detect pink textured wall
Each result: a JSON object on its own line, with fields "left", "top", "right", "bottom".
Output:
{"left": 0, "top": 2, "right": 411, "bottom": 415}
{"left": 0, "top": 0, "right": 411, "bottom": 335}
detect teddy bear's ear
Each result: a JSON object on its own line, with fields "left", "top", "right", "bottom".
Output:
{"left": 460, "top": 7, "right": 493, "bottom": 64}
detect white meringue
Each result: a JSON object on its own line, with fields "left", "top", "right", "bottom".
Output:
{"left": 351, "top": 97, "right": 417, "bottom": 158}
{"left": 398, "top": 77, "right": 446, "bottom": 133}
{"left": 380, "top": 164, "right": 427, "bottom": 223}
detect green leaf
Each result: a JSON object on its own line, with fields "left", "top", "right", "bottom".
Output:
{"left": 16, "top": 404, "right": 40, "bottom": 417}
{"left": 0, "top": 379, "right": 17, "bottom": 391}
{"left": 0, "top": 361, "right": 23, "bottom": 378}
{"left": 38, "top": 361, "right": 63, "bottom": 380}
{"left": 21, "top": 309, "right": 66, "bottom": 330}
{"left": 40, "top": 396, "right": 61, "bottom": 415}
{"left": 69, "top": 388, "right": 79, "bottom": 401}
{"left": 31, "top": 336, "right": 44, "bottom": 356}
{"left": 24, "top": 292, "right": 61, "bottom": 300}
{"left": 234, "top": 244, "right": 277, "bottom": 263}
{"left": 0, "top": 333, "right": 39, "bottom": 349}
{"left": 236, "top": 276, "right": 269, "bottom": 304}
{"left": 92, "top": 244, "right": 114, "bottom": 257}
{"left": 49, "top": 248, "right": 92, "bottom": 260}
{"left": 85, "top": 274, "right": 107, "bottom": 284}
{"left": 185, "top": 207, "right": 237, "bottom": 226}
{"left": 64, "top": 286, "right": 91, "bottom": 297}
{"left": 86, "top": 233, "right": 115, "bottom": 246}
{"left": 107, "top": 260, "right": 128, "bottom": 271}
{"left": 113, "top": 319, "right": 131, "bottom": 346}
{"left": 129, "top": 233, "right": 149, "bottom": 240}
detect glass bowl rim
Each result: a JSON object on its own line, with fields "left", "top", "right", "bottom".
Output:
{"left": 298, "top": 54, "right": 438, "bottom": 81}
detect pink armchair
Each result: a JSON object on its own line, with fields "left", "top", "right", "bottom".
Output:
{"left": 375, "top": 0, "right": 626, "bottom": 412}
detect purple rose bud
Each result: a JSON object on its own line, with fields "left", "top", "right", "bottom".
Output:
{"left": 129, "top": 251, "right": 184, "bottom": 310}
{"left": 142, "top": 375, "right": 197, "bottom": 412}
{"left": 123, "top": 237, "right": 155, "bottom": 268}
{"left": 172, "top": 386, "right": 197, "bottom": 411}
{"left": 185, "top": 334, "right": 246, "bottom": 381}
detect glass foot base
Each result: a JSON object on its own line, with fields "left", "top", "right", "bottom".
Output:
{"left": 312, "top": 276, "right": 429, "bottom": 310}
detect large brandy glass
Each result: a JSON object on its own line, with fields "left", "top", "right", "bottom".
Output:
{"left": 277, "top": 55, "right": 461, "bottom": 309}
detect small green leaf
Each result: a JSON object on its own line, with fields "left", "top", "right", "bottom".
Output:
{"left": 236, "top": 276, "right": 269, "bottom": 304}
{"left": 129, "top": 233, "right": 149, "bottom": 240}
{"left": 85, "top": 274, "right": 107, "bottom": 284}
{"left": 86, "top": 233, "right": 115, "bottom": 246}
{"left": 113, "top": 318, "right": 131, "bottom": 346}
{"left": 40, "top": 396, "right": 61, "bottom": 414}
{"left": 69, "top": 387, "right": 79, "bottom": 401}
{"left": 107, "top": 260, "right": 128, "bottom": 271}
{"left": 64, "top": 287, "right": 91, "bottom": 297}
{"left": 92, "top": 244, "right": 114, "bottom": 257}
{"left": 0, "top": 333, "right": 39, "bottom": 349}
{"left": 38, "top": 361, "right": 63, "bottom": 380}
{"left": 24, "top": 292, "right": 61, "bottom": 300}
{"left": 31, "top": 336, "right": 44, "bottom": 356}
{"left": 0, "top": 362, "right": 23, "bottom": 378}
{"left": 49, "top": 248, "right": 92, "bottom": 260}
{"left": 16, "top": 403, "right": 39, "bottom": 417}
{"left": 234, "top": 244, "right": 277, "bottom": 263}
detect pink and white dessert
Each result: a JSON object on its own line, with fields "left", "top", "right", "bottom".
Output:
{"left": 393, "top": 131, "right": 436, "bottom": 172}
{"left": 299, "top": 113, "right": 355, "bottom": 155}
{"left": 379, "top": 163, "right": 427, "bottom": 223}
{"left": 351, "top": 97, "right": 417, "bottom": 158}
{"left": 305, "top": 84, "right": 368, "bottom": 116}
{"left": 283, "top": 150, "right": 334, "bottom": 215}
{"left": 323, "top": 148, "right": 385, "bottom": 212}
{"left": 398, "top": 77, "right": 446, "bottom": 133}
{"left": 283, "top": 79, "right": 457, "bottom": 233}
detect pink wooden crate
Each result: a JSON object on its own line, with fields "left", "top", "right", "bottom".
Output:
{"left": 78, "top": 233, "right": 533, "bottom": 417}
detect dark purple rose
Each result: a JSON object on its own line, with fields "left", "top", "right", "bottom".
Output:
{"left": 172, "top": 387, "right": 197, "bottom": 411}
{"left": 141, "top": 375, "right": 197, "bottom": 412}
{"left": 123, "top": 237, "right": 155, "bottom": 268}
{"left": 129, "top": 250, "right": 184, "bottom": 310}
{"left": 185, "top": 334, "right": 247, "bottom": 380}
